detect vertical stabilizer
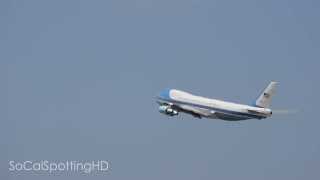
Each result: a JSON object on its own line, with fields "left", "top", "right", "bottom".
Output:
{"left": 255, "top": 81, "right": 278, "bottom": 108}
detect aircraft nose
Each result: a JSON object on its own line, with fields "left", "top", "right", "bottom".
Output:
{"left": 158, "top": 89, "right": 171, "bottom": 100}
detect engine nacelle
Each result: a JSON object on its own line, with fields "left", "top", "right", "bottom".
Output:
{"left": 159, "top": 105, "right": 178, "bottom": 116}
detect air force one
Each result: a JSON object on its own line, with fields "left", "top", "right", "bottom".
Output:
{"left": 156, "top": 82, "right": 278, "bottom": 121}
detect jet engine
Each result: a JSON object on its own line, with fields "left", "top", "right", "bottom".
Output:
{"left": 158, "top": 105, "right": 178, "bottom": 116}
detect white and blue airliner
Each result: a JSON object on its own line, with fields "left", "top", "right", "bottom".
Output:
{"left": 156, "top": 82, "right": 278, "bottom": 121}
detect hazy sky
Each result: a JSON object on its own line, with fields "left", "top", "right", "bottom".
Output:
{"left": 2, "top": 0, "right": 320, "bottom": 179}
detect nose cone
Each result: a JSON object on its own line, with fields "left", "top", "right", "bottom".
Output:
{"left": 158, "top": 89, "right": 172, "bottom": 100}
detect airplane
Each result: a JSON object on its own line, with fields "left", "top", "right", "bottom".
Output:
{"left": 156, "top": 81, "right": 278, "bottom": 121}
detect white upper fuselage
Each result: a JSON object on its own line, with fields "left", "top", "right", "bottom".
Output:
{"left": 157, "top": 89, "right": 272, "bottom": 120}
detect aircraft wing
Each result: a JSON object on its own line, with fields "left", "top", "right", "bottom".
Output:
{"left": 177, "top": 104, "right": 211, "bottom": 118}
{"left": 157, "top": 100, "right": 211, "bottom": 118}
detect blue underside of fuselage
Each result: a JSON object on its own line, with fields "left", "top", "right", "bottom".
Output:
{"left": 157, "top": 90, "right": 264, "bottom": 120}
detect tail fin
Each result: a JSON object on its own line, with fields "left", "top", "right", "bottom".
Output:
{"left": 254, "top": 81, "right": 278, "bottom": 108}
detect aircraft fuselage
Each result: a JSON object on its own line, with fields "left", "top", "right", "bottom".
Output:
{"left": 156, "top": 89, "right": 273, "bottom": 121}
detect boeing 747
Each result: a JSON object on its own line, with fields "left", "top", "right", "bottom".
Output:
{"left": 156, "top": 82, "right": 278, "bottom": 121}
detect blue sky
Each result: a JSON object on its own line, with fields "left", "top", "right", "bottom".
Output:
{"left": 2, "top": 0, "right": 320, "bottom": 179}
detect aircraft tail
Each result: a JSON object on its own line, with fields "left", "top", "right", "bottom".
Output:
{"left": 254, "top": 81, "right": 278, "bottom": 108}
